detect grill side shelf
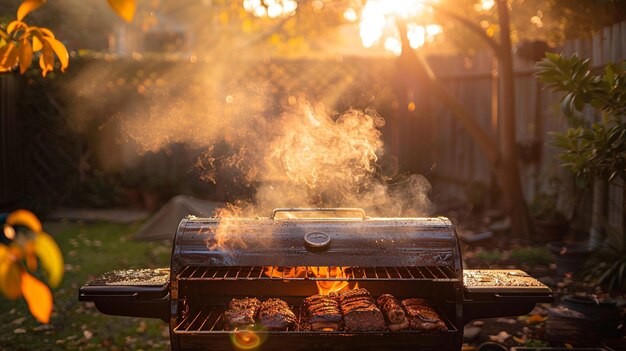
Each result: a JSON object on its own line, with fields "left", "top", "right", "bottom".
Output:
{"left": 462, "top": 269, "right": 553, "bottom": 324}
{"left": 79, "top": 268, "right": 170, "bottom": 323}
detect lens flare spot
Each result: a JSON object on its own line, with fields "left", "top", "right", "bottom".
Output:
{"left": 230, "top": 329, "right": 265, "bottom": 350}
{"left": 3, "top": 225, "right": 15, "bottom": 240}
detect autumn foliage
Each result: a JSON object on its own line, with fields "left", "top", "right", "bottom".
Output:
{"left": 0, "top": 0, "right": 136, "bottom": 77}
{"left": 1, "top": 210, "right": 63, "bottom": 324}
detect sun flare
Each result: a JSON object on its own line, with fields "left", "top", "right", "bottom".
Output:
{"left": 351, "top": 0, "right": 443, "bottom": 54}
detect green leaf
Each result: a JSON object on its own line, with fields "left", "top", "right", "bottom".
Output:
{"left": 575, "top": 172, "right": 589, "bottom": 188}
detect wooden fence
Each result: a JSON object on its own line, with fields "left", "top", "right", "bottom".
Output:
{"left": 0, "top": 74, "right": 20, "bottom": 212}
{"left": 428, "top": 20, "right": 625, "bottom": 231}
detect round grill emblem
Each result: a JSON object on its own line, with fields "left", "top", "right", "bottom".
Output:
{"left": 304, "top": 232, "right": 331, "bottom": 250}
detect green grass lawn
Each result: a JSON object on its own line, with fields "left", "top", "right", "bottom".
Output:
{"left": 0, "top": 221, "right": 172, "bottom": 351}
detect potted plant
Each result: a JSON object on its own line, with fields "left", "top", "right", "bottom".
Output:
{"left": 529, "top": 192, "right": 569, "bottom": 244}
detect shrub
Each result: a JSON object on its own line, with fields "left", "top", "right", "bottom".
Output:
{"left": 510, "top": 247, "right": 552, "bottom": 266}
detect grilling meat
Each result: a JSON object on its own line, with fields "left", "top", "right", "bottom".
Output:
{"left": 376, "top": 294, "right": 408, "bottom": 331}
{"left": 258, "top": 298, "right": 297, "bottom": 331}
{"left": 338, "top": 288, "right": 386, "bottom": 331}
{"left": 304, "top": 294, "right": 342, "bottom": 331}
{"left": 224, "top": 297, "right": 260, "bottom": 329}
{"left": 401, "top": 298, "right": 446, "bottom": 331}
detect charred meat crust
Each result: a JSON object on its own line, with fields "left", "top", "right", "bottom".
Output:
{"left": 339, "top": 289, "right": 386, "bottom": 331}
{"left": 224, "top": 297, "right": 261, "bottom": 329}
{"left": 304, "top": 294, "right": 338, "bottom": 305}
{"left": 258, "top": 298, "right": 297, "bottom": 331}
{"left": 305, "top": 294, "right": 342, "bottom": 330}
{"left": 376, "top": 294, "right": 407, "bottom": 326}
{"left": 387, "top": 319, "right": 410, "bottom": 331}
{"left": 401, "top": 298, "right": 446, "bottom": 331}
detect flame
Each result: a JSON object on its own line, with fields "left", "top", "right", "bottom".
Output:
{"left": 263, "top": 266, "right": 357, "bottom": 295}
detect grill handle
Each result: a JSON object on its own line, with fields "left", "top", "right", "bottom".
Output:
{"left": 271, "top": 208, "right": 367, "bottom": 220}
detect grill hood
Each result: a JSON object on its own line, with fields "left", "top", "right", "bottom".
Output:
{"left": 174, "top": 210, "right": 462, "bottom": 269}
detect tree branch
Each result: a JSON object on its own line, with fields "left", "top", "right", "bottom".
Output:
{"left": 244, "top": 0, "right": 310, "bottom": 48}
{"left": 426, "top": 2, "right": 503, "bottom": 59}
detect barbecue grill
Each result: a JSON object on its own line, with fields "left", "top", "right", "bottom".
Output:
{"left": 79, "top": 208, "right": 553, "bottom": 350}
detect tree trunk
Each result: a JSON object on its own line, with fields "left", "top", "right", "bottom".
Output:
{"left": 495, "top": 0, "right": 533, "bottom": 241}
{"left": 395, "top": 4, "right": 534, "bottom": 240}
{"left": 590, "top": 179, "right": 607, "bottom": 249}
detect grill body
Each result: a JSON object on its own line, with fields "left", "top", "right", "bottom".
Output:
{"left": 80, "top": 209, "right": 553, "bottom": 350}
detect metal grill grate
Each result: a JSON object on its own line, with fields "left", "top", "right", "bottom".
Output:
{"left": 173, "top": 305, "right": 457, "bottom": 335}
{"left": 176, "top": 266, "right": 458, "bottom": 281}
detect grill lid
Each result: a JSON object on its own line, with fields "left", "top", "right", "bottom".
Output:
{"left": 172, "top": 209, "right": 462, "bottom": 270}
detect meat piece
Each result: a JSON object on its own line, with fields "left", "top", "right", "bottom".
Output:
{"left": 258, "top": 298, "right": 297, "bottom": 331}
{"left": 387, "top": 319, "right": 409, "bottom": 331}
{"left": 308, "top": 301, "right": 339, "bottom": 309}
{"left": 341, "top": 299, "right": 375, "bottom": 311}
{"left": 376, "top": 294, "right": 406, "bottom": 325}
{"left": 305, "top": 294, "right": 342, "bottom": 331}
{"left": 224, "top": 297, "right": 260, "bottom": 329}
{"left": 304, "top": 294, "right": 338, "bottom": 305}
{"left": 338, "top": 289, "right": 386, "bottom": 331}
{"left": 338, "top": 288, "right": 371, "bottom": 302}
{"left": 401, "top": 298, "right": 446, "bottom": 331}
{"left": 342, "top": 305, "right": 387, "bottom": 331}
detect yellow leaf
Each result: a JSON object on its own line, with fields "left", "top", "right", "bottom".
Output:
{"left": 44, "top": 37, "right": 68, "bottom": 72}
{"left": 0, "top": 251, "right": 22, "bottom": 300}
{"left": 6, "top": 209, "right": 42, "bottom": 233}
{"left": 21, "top": 271, "right": 52, "bottom": 324}
{"left": 39, "top": 27, "right": 55, "bottom": 38}
{"left": 18, "top": 38, "right": 33, "bottom": 74}
{"left": 7, "top": 20, "right": 27, "bottom": 35}
{"left": 32, "top": 35, "right": 42, "bottom": 51}
{"left": 34, "top": 232, "right": 63, "bottom": 288}
{"left": 107, "top": 0, "right": 137, "bottom": 23}
{"left": 24, "top": 241, "right": 37, "bottom": 271}
{"left": 38, "top": 40, "right": 54, "bottom": 77}
{"left": 0, "top": 42, "right": 18, "bottom": 71}
{"left": 17, "top": 0, "right": 47, "bottom": 21}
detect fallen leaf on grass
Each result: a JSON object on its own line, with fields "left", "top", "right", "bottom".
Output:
{"left": 496, "top": 317, "right": 516, "bottom": 325}
{"left": 489, "top": 331, "right": 511, "bottom": 343}
{"left": 513, "top": 335, "right": 526, "bottom": 344}
{"left": 136, "top": 320, "right": 147, "bottom": 333}
{"left": 11, "top": 317, "right": 26, "bottom": 325}
{"left": 525, "top": 314, "right": 548, "bottom": 324}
